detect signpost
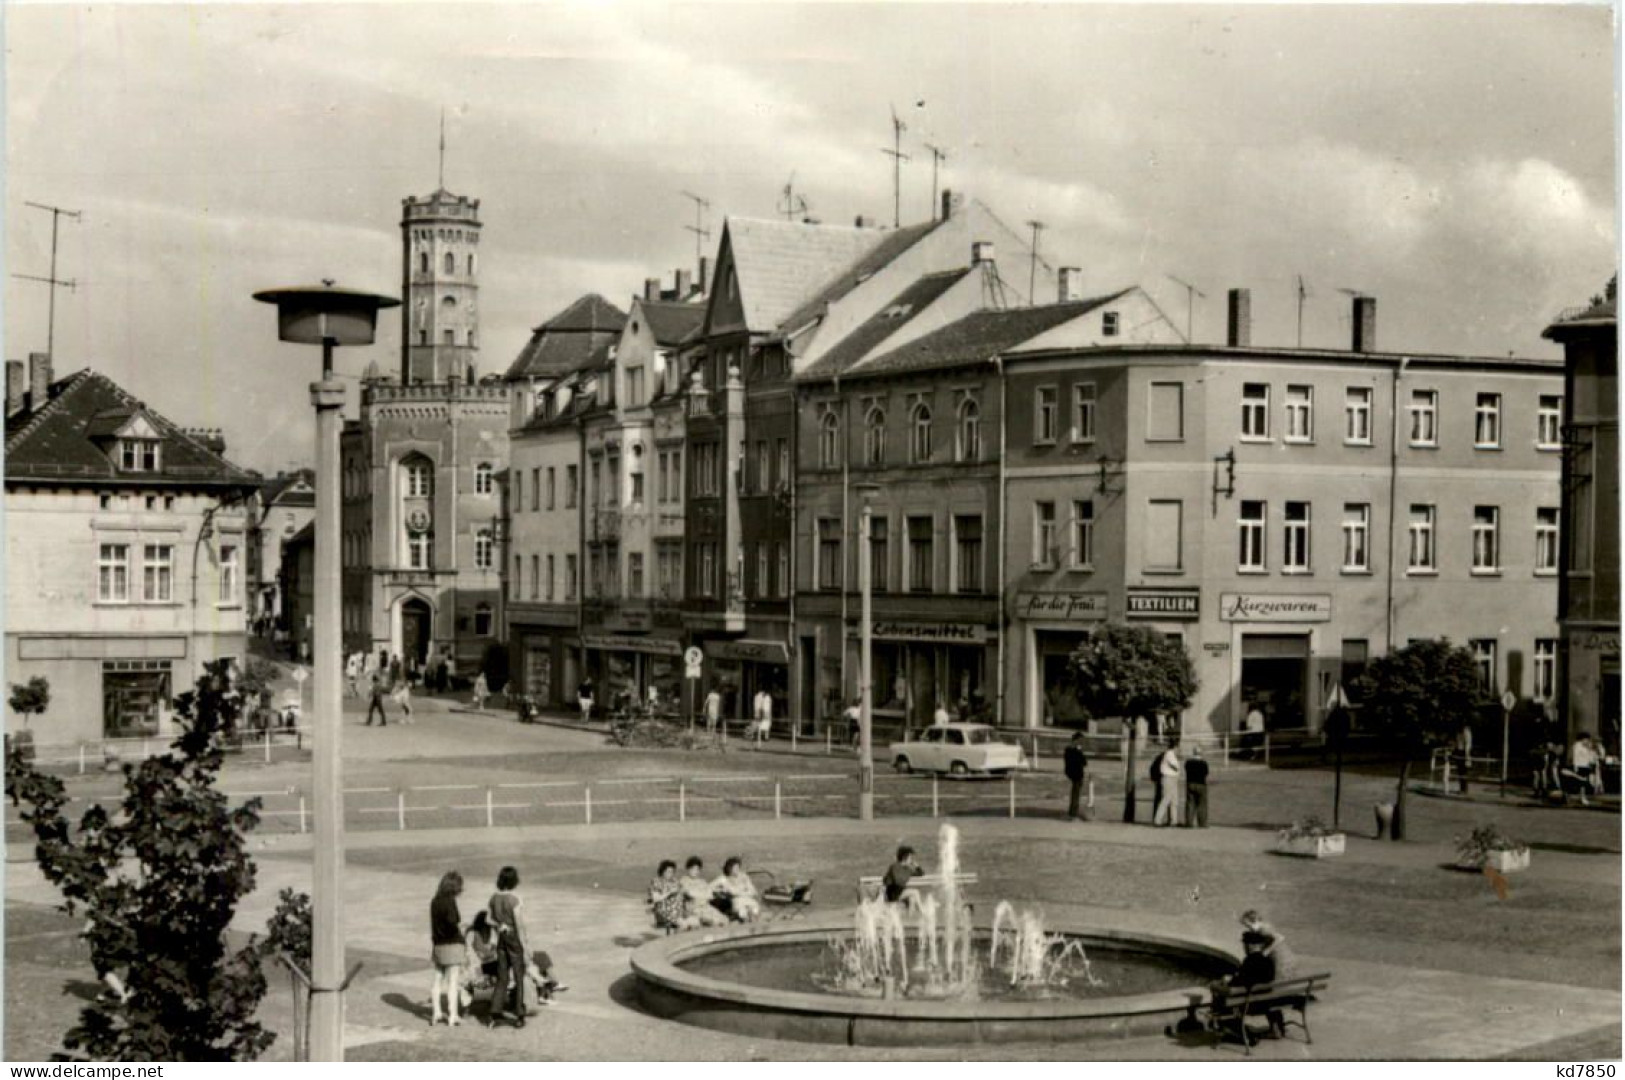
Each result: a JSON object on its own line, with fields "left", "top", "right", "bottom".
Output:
{"left": 1500, "top": 689, "right": 1517, "bottom": 798}
{"left": 1326, "top": 682, "right": 1349, "bottom": 829}
{"left": 685, "top": 646, "right": 703, "bottom": 730}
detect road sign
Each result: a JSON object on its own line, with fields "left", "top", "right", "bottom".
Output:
{"left": 684, "top": 646, "right": 703, "bottom": 679}
{"left": 1501, "top": 690, "right": 1517, "bottom": 711}
{"left": 1326, "top": 683, "right": 1348, "bottom": 710}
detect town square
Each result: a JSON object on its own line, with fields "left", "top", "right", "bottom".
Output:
{"left": 3, "top": 1, "right": 1618, "bottom": 1065}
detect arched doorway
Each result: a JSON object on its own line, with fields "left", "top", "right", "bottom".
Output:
{"left": 400, "top": 598, "right": 432, "bottom": 673}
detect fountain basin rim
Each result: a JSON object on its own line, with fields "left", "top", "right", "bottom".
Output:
{"left": 630, "top": 913, "right": 1240, "bottom": 1022}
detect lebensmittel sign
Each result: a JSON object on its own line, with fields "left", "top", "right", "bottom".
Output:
{"left": 1218, "top": 593, "right": 1333, "bottom": 623}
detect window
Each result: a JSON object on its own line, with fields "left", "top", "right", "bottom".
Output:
{"left": 865, "top": 407, "right": 886, "bottom": 465}
{"left": 565, "top": 465, "right": 578, "bottom": 508}
{"left": 869, "top": 516, "right": 889, "bottom": 592}
{"left": 142, "top": 544, "right": 174, "bottom": 602}
{"left": 699, "top": 543, "right": 717, "bottom": 598}
{"left": 444, "top": 252, "right": 455, "bottom": 274}
{"left": 474, "top": 529, "right": 493, "bottom": 570}
{"left": 530, "top": 468, "right": 541, "bottom": 512}
{"left": 1534, "top": 639, "right": 1558, "bottom": 701}
{"left": 910, "top": 402, "right": 933, "bottom": 463}
{"left": 544, "top": 467, "right": 555, "bottom": 511}
{"left": 218, "top": 544, "right": 239, "bottom": 604}
{"left": 1472, "top": 505, "right": 1500, "bottom": 573}
{"left": 408, "top": 533, "right": 433, "bottom": 571}
{"left": 626, "top": 366, "right": 645, "bottom": 407}
{"left": 818, "top": 518, "right": 842, "bottom": 591}
{"left": 1469, "top": 639, "right": 1497, "bottom": 692}
{"left": 1238, "top": 501, "right": 1267, "bottom": 571}
{"left": 955, "top": 515, "right": 983, "bottom": 592}
{"left": 588, "top": 550, "right": 602, "bottom": 598}
{"left": 468, "top": 253, "right": 476, "bottom": 276}
{"left": 589, "top": 460, "right": 601, "bottom": 508}
{"left": 956, "top": 399, "right": 981, "bottom": 461}
{"left": 631, "top": 470, "right": 644, "bottom": 503}
{"left": 1474, "top": 392, "right": 1502, "bottom": 448}
{"left": 1034, "top": 386, "right": 1058, "bottom": 444}
{"left": 1033, "top": 501, "right": 1058, "bottom": 567}
{"left": 405, "top": 459, "right": 433, "bottom": 497}
{"left": 1071, "top": 383, "right": 1096, "bottom": 443}
{"left": 1241, "top": 383, "right": 1270, "bottom": 439}
{"left": 820, "top": 411, "right": 840, "bottom": 468}
{"left": 1145, "top": 500, "right": 1183, "bottom": 572}
{"left": 1535, "top": 507, "right": 1559, "bottom": 574}
{"left": 474, "top": 604, "right": 493, "bottom": 636}
{"left": 1340, "top": 640, "right": 1369, "bottom": 700}
{"left": 1409, "top": 389, "right": 1438, "bottom": 446}
{"left": 443, "top": 329, "right": 455, "bottom": 346}
{"left": 750, "top": 545, "right": 765, "bottom": 599}
{"left": 565, "top": 553, "right": 577, "bottom": 600}
{"left": 777, "top": 543, "right": 789, "bottom": 599}
{"left": 1345, "top": 387, "right": 1373, "bottom": 444}
{"left": 605, "top": 454, "right": 619, "bottom": 505}
{"left": 1342, "top": 504, "right": 1370, "bottom": 572}
{"left": 692, "top": 444, "right": 717, "bottom": 496}
{"left": 1408, "top": 505, "right": 1436, "bottom": 571}
{"left": 420, "top": 251, "right": 429, "bottom": 274}
{"left": 754, "top": 441, "right": 769, "bottom": 493}
{"left": 513, "top": 554, "right": 522, "bottom": 599}
{"left": 1101, "top": 311, "right": 1120, "bottom": 337}
{"left": 1071, "top": 500, "right": 1095, "bottom": 569}
{"left": 1284, "top": 385, "right": 1313, "bottom": 442}
{"left": 545, "top": 554, "right": 555, "bottom": 601}
{"left": 98, "top": 543, "right": 131, "bottom": 602}
{"left": 1537, "top": 394, "right": 1563, "bottom": 449}
{"left": 514, "top": 470, "right": 524, "bottom": 512}
{"left": 1283, "top": 502, "right": 1311, "bottom": 572}
{"left": 907, "top": 516, "right": 935, "bottom": 592}
{"left": 1146, "top": 382, "right": 1184, "bottom": 441}
{"left": 119, "top": 439, "right": 160, "bottom": 472}
{"left": 776, "top": 439, "right": 789, "bottom": 489}
{"left": 474, "top": 462, "right": 494, "bottom": 495}
{"left": 629, "top": 552, "right": 645, "bottom": 598}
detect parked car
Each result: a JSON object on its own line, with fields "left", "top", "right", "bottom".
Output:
{"left": 889, "top": 723, "right": 1025, "bottom": 776}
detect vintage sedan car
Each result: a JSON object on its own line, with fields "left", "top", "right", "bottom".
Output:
{"left": 889, "top": 723, "right": 1025, "bottom": 776}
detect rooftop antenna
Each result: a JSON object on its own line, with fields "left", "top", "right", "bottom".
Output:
{"left": 778, "top": 172, "right": 810, "bottom": 222}
{"left": 1026, "top": 220, "right": 1046, "bottom": 307}
{"left": 14, "top": 201, "right": 82, "bottom": 361}
{"left": 680, "top": 191, "right": 711, "bottom": 277}
{"left": 880, "top": 105, "right": 910, "bottom": 228}
{"left": 923, "top": 142, "right": 949, "bottom": 220}
{"left": 438, "top": 107, "right": 446, "bottom": 189}
{"left": 1166, "top": 273, "right": 1207, "bottom": 343}
{"left": 1296, "top": 274, "right": 1313, "bottom": 348}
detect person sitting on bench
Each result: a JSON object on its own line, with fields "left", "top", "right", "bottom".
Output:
{"left": 882, "top": 845, "right": 925, "bottom": 911}
{"left": 710, "top": 856, "right": 762, "bottom": 922}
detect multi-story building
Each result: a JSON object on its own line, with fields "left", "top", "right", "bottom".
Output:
{"left": 4, "top": 355, "right": 259, "bottom": 745}
{"left": 1545, "top": 284, "right": 1618, "bottom": 748}
{"left": 339, "top": 183, "right": 508, "bottom": 675}
{"left": 246, "top": 469, "right": 314, "bottom": 627}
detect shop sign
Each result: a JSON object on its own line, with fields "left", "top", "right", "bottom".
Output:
{"left": 581, "top": 634, "right": 682, "bottom": 656}
{"left": 1574, "top": 631, "right": 1621, "bottom": 655}
{"left": 1015, "top": 592, "right": 1108, "bottom": 622}
{"left": 1125, "top": 589, "right": 1200, "bottom": 620}
{"left": 1219, "top": 593, "right": 1332, "bottom": 623}
{"left": 850, "top": 621, "right": 989, "bottom": 644}
{"left": 704, "top": 640, "right": 791, "bottom": 664}
{"left": 1203, "top": 642, "right": 1230, "bottom": 654}
{"left": 603, "top": 608, "right": 653, "bottom": 632}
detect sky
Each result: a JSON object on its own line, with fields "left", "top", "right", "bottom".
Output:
{"left": 5, "top": 2, "right": 1617, "bottom": 475}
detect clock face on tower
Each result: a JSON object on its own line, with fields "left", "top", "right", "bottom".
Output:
{"left": 406, "top": 509, "right": 432, "bottom": 534}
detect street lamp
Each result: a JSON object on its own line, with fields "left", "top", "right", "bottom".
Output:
{"left": 253, "top": 282, "right": 398, "bottom": 1063}
{"left": 856, "top": 483, "right": 881, "bottom": 821}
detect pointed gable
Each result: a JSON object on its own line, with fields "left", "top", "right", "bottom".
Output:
{"left": 706, "top": 218, "right": 888, "bottom": 336}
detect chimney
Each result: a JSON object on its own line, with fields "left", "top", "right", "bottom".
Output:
{"left": 971, "top": 241, "right": 996, "bottom": 266}
{"left": 675, "top": 268, "right": 692, "bottom": 299}
{"left": 854, "top": 215, "right": 875, "bottom": 229}
{"left": 1352, "top": 296, "right": 1377, "bottom": 353}
{"left": 644, "top": 277, "right": 662, "bottom": 302}
{"left": 1058, "top": 267, "right": 1084, "bottom": 303}
{"left": 6, "top": 361, "right": 25, "bottom": 416}
{"left": 28, "top": 352, "right": 52, "bottom": 410}
{"left": 940, "top": 189, "right": 957, "bottom": 221}
{"left": 1227, "top": 288, "right": 1252, "bottom": 347}
{"left": 697, "top": 256, "right": 711, "bottom": 297}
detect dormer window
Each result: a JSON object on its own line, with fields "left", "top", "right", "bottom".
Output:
{"left": 120, "top": 439, "right": 160, "bottom": 472}
{"left": 1101, "top": 311, "right": 1120, "bottom": 337}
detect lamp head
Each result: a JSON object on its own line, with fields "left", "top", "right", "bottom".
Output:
{"left": 253, "top": 284, "right": 401, "bottom": 346}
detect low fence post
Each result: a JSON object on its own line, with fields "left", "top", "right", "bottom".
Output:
{"left": 1221, "top": 733, "right": 1230, "bottom": 769}
{"left": 791, "top": 726, "right": 798, "bottom": 753}
{"left": 584, "top": 786, "right": 592, "bottom": 826}
{"left": 1008, "top": 772, "right": 1017, "bottom": 819}
{"left": 1263, "top": 732, "right": 1271, "bottom": 767}
{"left": 485, "top": 787, "right": 494, "bottom": 829}
{"left": 265, "top": 728, "right": 273, "bottom": 764}
{"left": 932, "top": 774, "right": 940, "bottom": 818}
{"left": 78, "top": 744, "right": 86, "bottom": 775}
{"left": 297, "top": 792, "right": 308, "bottom": 835}
{"left": 397, "top": 789, "right": 406, "bottom": 832}
{"left": 826, "top": 727, "right": 832, "bottom": 755}
{"left": 774, "top": 780, "right": 782, "bottom": 821}
{"left": 679, "top": 780, "right": 686, "bottom": 823}
{"left": 1087, "top": 776, "right": 1096, "bottom": 811}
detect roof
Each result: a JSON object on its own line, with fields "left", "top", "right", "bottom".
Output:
{"left": 638, "top": 300, "right": 707, "bottom": 346}
{"left": 724, "top": 218, "right": 889, "bottom": 333}
{"left": 513, "top": 343, "right": 615, "bottom": 434}
{"left": 797, "top": 270, "right": 973, "bottom": 380}
{"left": 262, "top": 469, "right": 316, "bottom": 506}
{"left": 504, "top": 294, "right": 627, "bottom": 380}
{"left": 1544, "top": 296, "right": 1617, "bottom": 340}
{"left": 842, "top": 293, "right": 1129, "bottom": 380}
{"left": 5, "top": 369, "right": 259, "bottom": 488}
{"left": 771, "top": 220, "right": 943, "bottom": 339}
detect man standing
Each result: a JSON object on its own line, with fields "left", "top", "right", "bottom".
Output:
{"left": 1184, "top": 745, "right": 1210, "bottom": 827}
{"left": 1154, "top": 742, "right": 1183, "bottom": 826}
{"left": 1063, "top": 731, "right": 1090, "bottom": 821}
{"left": 751, "top": 689, "right": 772, "bottom": 749}
{"left": 365, "top": 674, "right": 388, "bottom": 727}
{"left": 705, "top": 685, "right": 725, "bottom": 749}
{"left": 1243, "top": 703, "right": 1265, "bottom": 760}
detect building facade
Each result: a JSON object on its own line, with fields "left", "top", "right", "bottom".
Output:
{"left": 246, "top": 469, "right": 314, "bottom": 628}
{"left": 4, "top": 358, "right": 258, "bottom": 745}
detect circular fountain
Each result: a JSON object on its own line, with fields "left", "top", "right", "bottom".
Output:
{"left": 629, "top": 825, "right": 1239, "bottom": 1046}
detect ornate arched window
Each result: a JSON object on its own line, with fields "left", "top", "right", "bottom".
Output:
{"left": 956, "top": 399, "right": 982, "bottom": 462}
{"left": 474, "top": 529, "right": 494, "bottom": 570}
{"left": 819, "top": 411, "right": 840, "bottom": 469}
{"left": 474, "top": 461, "right": 494, "bottom": 495}
{"left": 419, "top": 251, "right": 429, "bottom": 274}
{"left": 403, "top": 458, "right": 433, "bottom": 498}
{"left": 444, "top": 251, "right": 456, "bottom": 275}
{"left": 910, "top": 402, "right": 933, "bottom": 464}
{"left": 865, "top": 407, "right": 886, "bottom": 466}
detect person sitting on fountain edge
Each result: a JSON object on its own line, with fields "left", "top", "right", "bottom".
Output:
{"left": 883, "top": 845, "right": 925, "bottom": 911}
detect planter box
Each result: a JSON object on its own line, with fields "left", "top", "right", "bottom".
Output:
{"left": 1461, "top": 848, "right": 1530, "bottom": 874}
{"left": 1273, "top": 832, "right": 1346, "bottom": 858}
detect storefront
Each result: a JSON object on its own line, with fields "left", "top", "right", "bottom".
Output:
{"left": 583, "top": 633, "right": 684, "bottom": 714}
{"left": 1220, "top": 593, "right": 1331, "bottom": 734}
{"left": 1015, "top": 591, "right": 1108, "bottom": 728}
{"left": 845, "top": 620, "right": 993, "bottom": 736}
{"left": 703, "top": 639, "right": 791, "bottom": 728}
{"left": 1565, "top": 628, "right": 1621, "bottom": 752}
{"left": 510, "top": 614, "right": 580, "bottom": 711}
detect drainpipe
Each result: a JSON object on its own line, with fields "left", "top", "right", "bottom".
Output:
{"left": 837, "top": 375, "right": 850, "bottom": 714}
{"left": 995, "top": 356, "right": 1008, "bottom": 728}
{"left": 789, "top": 381, "right": 800, "bottom": 729}
{"left": 1384, "top": 358, "right": 1408, "bottom": 652}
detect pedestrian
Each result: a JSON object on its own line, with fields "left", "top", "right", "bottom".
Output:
{"left": 1063, "top": 731, "right": 1090, "bottom": 821}
{"left": 933, "top": 699, "right": 951, "bottom": 727}
{"left": 472, "top": 671, "right": 489, "bottom": 712}
{"left": 1154, "top": 742, "right": 1183, "bottom": 826}
{"left": 389, "top": 653, "right": 404, "bottom": 689}
{"left": 365, "top": 674, "right": 389, "bottom": 727}
{"left": 1243, "top": 702, "right": 1265, "bottom": 760}
{"left": 344, "top": 651, "right": 362, "bottom": 698}
{"left": 577, "top": 677, "right": 595, "bottom": 724}
{"left": 363, "top": 649, "right": 378, "bottom": 686}
{"left": 1572, "top": 730, "right": 1602, "bottom": 806}
{"left": 393, "top": 673, "right": 414, "bottom": 724}
{"left": 487, "top": 867, "right": 530, "bottom": 1027}
{"left": 751, "top": 689, "right": 772, "bottom": 749}
{"left": 845, "top": 697, "right": 862, "bottom": 747}
{"left": 429, "top": 871, "right": 466, "bottom": 1026}
{"left": 85, "top": 914, "right": 133, "bottom": 1006}
{"left": 1184, "top": 745, "right": 1210, "bottom": 827}
{"left": 1453, "top": 723, "right": 1473, "bottom": 795}
{"left": 705, "top": 685, "right": 725, "bottom": 749}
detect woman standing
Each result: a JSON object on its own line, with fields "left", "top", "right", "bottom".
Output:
{"left": 488, "top": 866, "right": 530, "bottom": 1027}
{"left": 429, "top": 872, "right": 466, "bottom": 1026}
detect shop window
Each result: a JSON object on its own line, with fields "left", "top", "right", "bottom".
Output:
{"left": 102, "top": 661, "right": 171, "bottom": 738}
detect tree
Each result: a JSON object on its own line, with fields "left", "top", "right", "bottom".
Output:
{"left": 1070, "top": 624, "right": 1198, "bottom": 822}
{"left": 1351, "top": 638, "right": 1490, "bottom": 840}
{"left": 5, "top": 660, "right": 275, "bottom": 1060}
{"left": 9, "top": 676, "right": 51, "bottom": 727}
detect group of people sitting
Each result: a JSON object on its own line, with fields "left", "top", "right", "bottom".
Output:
{"left": 647, "top": 855, "right": 763, "bottom": 930}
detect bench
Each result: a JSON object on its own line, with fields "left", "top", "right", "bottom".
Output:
{"left": 1203, "top": 973, "right": 1331, "bottom": 1054}
{"left": 856, "top": 872, "right": 978, "bottom": 904}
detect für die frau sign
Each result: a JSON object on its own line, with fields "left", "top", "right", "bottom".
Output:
{"left": 1015, "top": 592, "right": 1108, "bottom": 621}
{"left": 1219, "top": 593, "right": 1333, "bottom": 622}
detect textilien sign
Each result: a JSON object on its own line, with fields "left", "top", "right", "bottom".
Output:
{"left": 1125, "top": 589, "right": 1200, "bottom": 620}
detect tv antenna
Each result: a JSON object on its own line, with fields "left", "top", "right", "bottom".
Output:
{"left": 1295, "top": 274, "right": 1313, "bottom": 348}
{"left": 923, "top": 142, "right": 949, "bottom": 219}
{"left": 1026, "top": 220, "right": 1046, "bottom": 307}
{"left": 778, "top": 173, "right": 810, "bottom": 222}
{"left": 680, "top": 191, "right": 711, "bottom": 277}
{"left": 13, "top": 201, "right": 82, "bottom": 361}
{"left": 880, "top": 105, "right": 910, "bottom": 228}
{"left": 1166, "top": 273, "right": 1207, "bottom": 343}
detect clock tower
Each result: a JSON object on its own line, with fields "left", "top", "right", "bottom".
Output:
{"left": 400, "top": 187, "right": 481, "bottom": 385}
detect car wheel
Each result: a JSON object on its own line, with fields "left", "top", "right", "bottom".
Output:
{"left": 893, "top": 756, "right": 912, "bottom": 774}
{"left": 950, "top": 760, "right": 969, "bottom": 776}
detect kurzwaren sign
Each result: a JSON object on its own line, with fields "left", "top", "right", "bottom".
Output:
{"left": 1219, "top": 593, "right": 1333, "bottom": 622}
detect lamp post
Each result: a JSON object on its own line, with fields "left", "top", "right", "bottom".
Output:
{"left": 253, "top": 282, "right": 398, "bottom": 1062}
{"left": 856, "top": 483, "right": 881, "bottom": 821}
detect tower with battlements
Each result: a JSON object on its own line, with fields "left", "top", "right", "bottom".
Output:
{"left": 401, "top": 189, "right": 481, "bottom": 385}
